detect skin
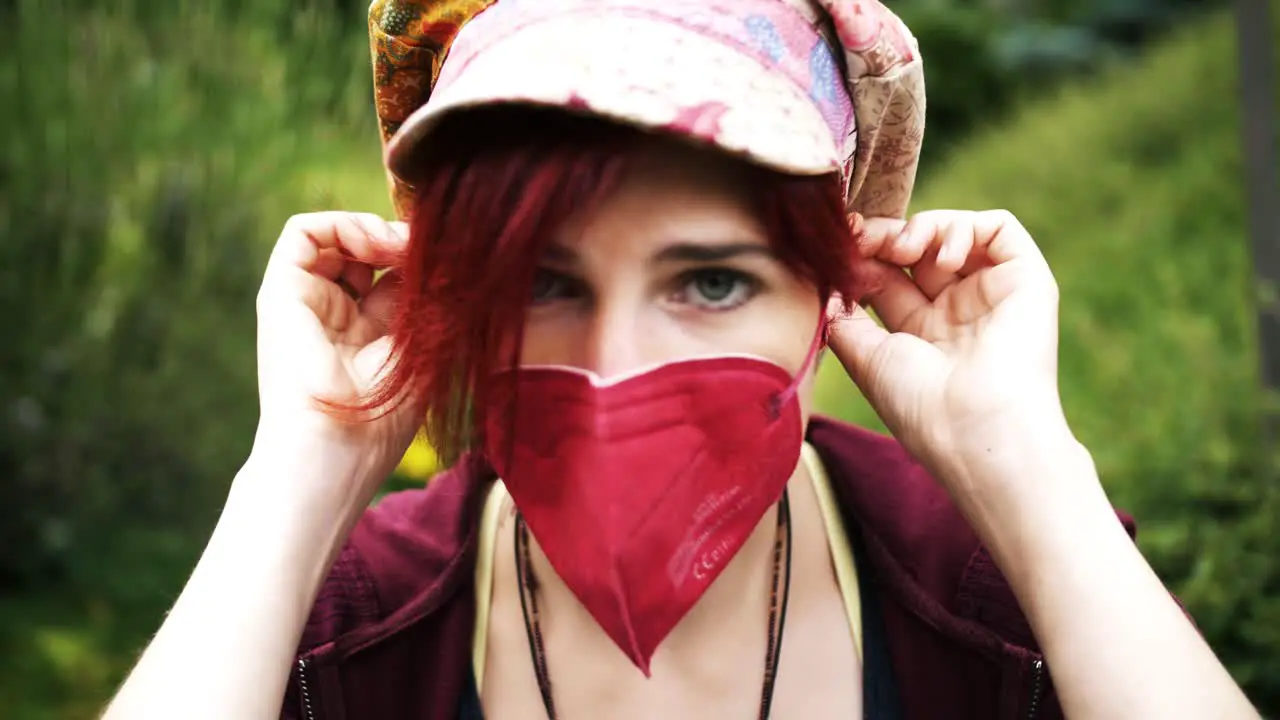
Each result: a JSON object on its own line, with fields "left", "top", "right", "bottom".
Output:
{"left": 103, "top": 140, "right": 1259, "bottom": 719}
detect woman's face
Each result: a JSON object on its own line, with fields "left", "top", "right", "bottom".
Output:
{"left": 520, "top": 140, "right": 823, "bottom": 413}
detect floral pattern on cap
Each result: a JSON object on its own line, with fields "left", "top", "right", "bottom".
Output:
{"left": 368, "top": 0, "right": 495, "bottom": 212}
{"left": 369, "top": 0, "right": 494, "bottom": 137}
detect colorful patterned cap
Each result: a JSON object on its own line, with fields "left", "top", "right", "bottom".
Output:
{"left": 369, "top": 0, "right": 925, "bottom": 219}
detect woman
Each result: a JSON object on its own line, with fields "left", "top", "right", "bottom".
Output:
{"left": 105, "top": 0, "right": 1257, "bottom": 718}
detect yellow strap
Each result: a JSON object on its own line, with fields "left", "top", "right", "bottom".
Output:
{"left": 801, "top": 442, "right": 864, "bottom": 663}
{"left": 471, "top": 479, "right": 510, "bottom": 695}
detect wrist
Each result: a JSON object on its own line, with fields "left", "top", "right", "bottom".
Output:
{"left": 930, "top": 404, "right": 1077, "bottom": 484}
{"left": 237, "top": 438, "right": 371, "bottom": 524}
{"left": 929, "top": 412, "right": 1109, "bottom": 561}
{"left": 230, "top": 433, "right": 380, "bottom": 569}
{"left": 248, "top": 417, "right": 388, "bottom": 501}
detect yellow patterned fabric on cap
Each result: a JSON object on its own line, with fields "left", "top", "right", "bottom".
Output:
{"left": 368, "top": 0, "right": 495, "bottom": 216}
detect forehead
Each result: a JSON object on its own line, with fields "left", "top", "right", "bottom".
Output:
{"left": 555, "top": 139, "right": 768, "bottom": 250}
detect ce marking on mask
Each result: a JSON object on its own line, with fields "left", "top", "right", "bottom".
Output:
{"left": 666, "top": 485, "right": 751, "bottom": 587}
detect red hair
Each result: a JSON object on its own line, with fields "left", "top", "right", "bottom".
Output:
{"left": 353, "top": 106, "right": 871, "bottom": 465}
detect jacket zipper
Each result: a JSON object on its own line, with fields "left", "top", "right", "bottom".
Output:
{"left": 1025, "top": 658, "right": 1045, "bottom": 719}
{"left": 297, "top": 657, "right": 318, "bottom": 720}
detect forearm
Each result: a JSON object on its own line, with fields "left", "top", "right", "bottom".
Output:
{"left": 948, "top": 427, "right": 1257, "bottom": 719}
{"left": 104, "top": 449, "right": 362, "bottom": 720}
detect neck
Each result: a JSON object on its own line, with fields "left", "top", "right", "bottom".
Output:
{"left": 522, "top": 452, "right": 812, "bottom": 671}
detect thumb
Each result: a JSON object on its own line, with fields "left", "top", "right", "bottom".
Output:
{"left": 352, "top": 335, "right": 399, "bottom": 395}
{"left": 825, "top": 297, "right": 890, "bottom": 388}
{"left": 351, "top": 335, "right": 426, "bottom": 424}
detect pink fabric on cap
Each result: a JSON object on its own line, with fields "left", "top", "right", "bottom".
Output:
{"left": 387, "top": 0, "right": 854, "bottom": 180}
{"left": 371, "top": 0, "right": 926, "bottom": 218}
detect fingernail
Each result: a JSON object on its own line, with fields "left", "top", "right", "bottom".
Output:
{"left": 937, "top": 242, "right": 953, "bottom": 265}
{"left": 847, "top": 212, "right": 865, "bottom": 236}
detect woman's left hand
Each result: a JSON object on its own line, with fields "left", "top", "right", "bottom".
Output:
{"left": 827, "top": 209, "right": 1078, "bottom": 501}
{"left": 830, "top": 210, "right": 1262, "bottom": 720}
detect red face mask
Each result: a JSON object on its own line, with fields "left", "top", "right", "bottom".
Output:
{"left": 483, "top": 318, "right": 825, "bottom": 675}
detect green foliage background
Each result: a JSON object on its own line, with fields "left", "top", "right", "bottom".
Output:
{"left": 0, "top": 0, "right": 1275, "bottom": 717}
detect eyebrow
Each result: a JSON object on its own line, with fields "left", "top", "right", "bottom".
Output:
{"left": 541, "top": 241, "right": 776, "bottom": 265}
{"left": 542, "top": 244, "right": 577, "bottom": 264}
{"left": 653, "top": 242, "right": 776, "bottom": 263}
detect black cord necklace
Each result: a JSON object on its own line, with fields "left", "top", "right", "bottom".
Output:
{"left": 514, "top": 490, "right": 794, "bottom": 720}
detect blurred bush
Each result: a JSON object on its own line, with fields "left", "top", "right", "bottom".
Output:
{"left": 0, "top": 0, "right": 379, "bottom": 581}
{"left": 0, "top": 0, "right": 1275, "bottom": 716}
{"left": 0, "top": 1, "right": 387, "bottom": 715}
{"left": 817, "top": 4, "right": 1280, "bottom": 710}
{"left": 892, "top": 0, "right": 1227, "bottom": 166}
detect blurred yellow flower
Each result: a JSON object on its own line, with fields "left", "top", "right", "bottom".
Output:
{"left": 395, "top": 436, "right": 441, "bottom": 481}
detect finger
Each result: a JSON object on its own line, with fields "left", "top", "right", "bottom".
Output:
{"left": 290, "top": 271, "right": 360, "bottom": 334}
{"left": 958, "top": 252, "right": 997, "bottom": 277}
{"left": 351, "top": 335, "right": 397, "bottom": 396}
{"left": 973, "top": 210, "right": 1049, "bottom": 272}
{"left": 825, "top": 301, "right": 891, "bottom": 387}
{"left": 877, "top": 210, "right": 957, "bottom": 267}
{"left": 860, "top": 260, "right": 929, "bottom": 333}
{"left": 310, "top": 247, "right": 348, "bottom": 280}
{"left": 351, "top": 335, "right": 428, "bottom": 421}
{"left": 348, "top": 213, "right": 410, "bottom": 263}
{"left": 913, "top": 215, "right": 974, "bottom": 300}
{"left": 267, "top": 212, "right": 407, "bottom": 278}
{"left": 293, "top": 241, "right": 376, "bottom": 301}
{"left": 341, "top": 261, "right": 376, "bottom": 299}
{"left": 935, "top": 215, "right": 974, "bottom": 274}
{"left": 909, "top": 247, "right": 952, "bottom": 302}
{"left": 359, "top": 270, "right": 404, "bottom": 335}
{"left": 855, "top": 217, "right": 907, "bottom": 258}
{"left": 966, "top": 210, "right": 1057, "bottom": 304}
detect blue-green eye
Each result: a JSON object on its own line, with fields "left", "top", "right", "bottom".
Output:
{"left": 531, "top": 269, "right": 574, "bottom": 304}
{"left": 679, "top": 268, "right": 758, "bottom": 310}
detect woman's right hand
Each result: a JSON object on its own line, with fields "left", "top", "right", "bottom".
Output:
{"left": 250, "top": 211, "right": 421, "bottom": 518}
{"left": 103, "top": 212, "right": 421, "bottom": 720}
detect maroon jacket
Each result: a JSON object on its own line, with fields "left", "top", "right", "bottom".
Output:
{"left": 281, "top": 415, "right": 1140, "bottom": 719}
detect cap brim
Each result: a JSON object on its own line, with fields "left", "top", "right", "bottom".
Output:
{"left": 385, "top": 10, "right": 844, "bottom": 184}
